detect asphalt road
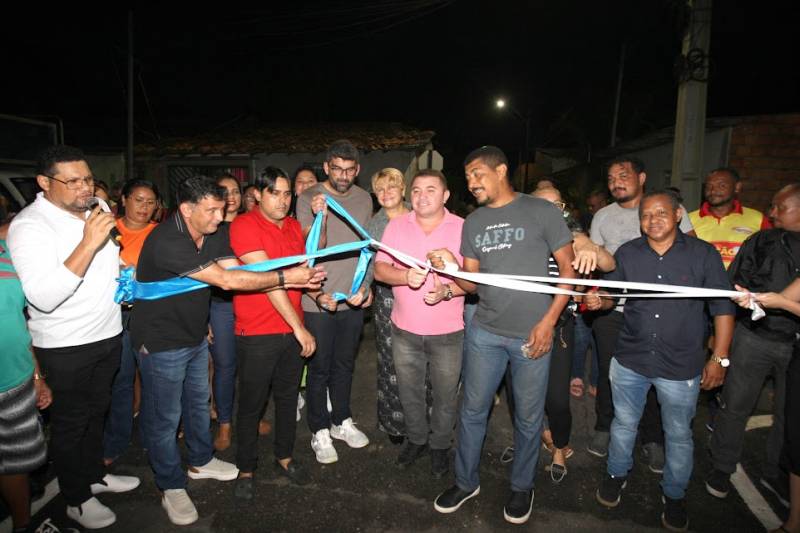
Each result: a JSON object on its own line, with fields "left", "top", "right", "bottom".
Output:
{"left": 4, "top": 317, "right": 785, "bottom": 532}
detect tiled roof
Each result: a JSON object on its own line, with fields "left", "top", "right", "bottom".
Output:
{"left": 135, "top": 121, "right": 435, "bottom": 157}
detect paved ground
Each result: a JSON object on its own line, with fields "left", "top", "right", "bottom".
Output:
{"left": 3, "top": 316, "right": 787, "bottom": 532}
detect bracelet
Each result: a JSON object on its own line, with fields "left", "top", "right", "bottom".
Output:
{"left": 277, "top": 270, "right": 285, "bottom": 288}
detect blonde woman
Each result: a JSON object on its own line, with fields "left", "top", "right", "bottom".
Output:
{"left": 363, "top": 168, "right": 416, "bottom": 444}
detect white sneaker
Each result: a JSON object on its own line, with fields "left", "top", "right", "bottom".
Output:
{"left": 90, "top": 473, "right": 141, "bottom": 495}
{"left": 311, "top": 429, "right": 338, "bottom": 464}
{"left": 187, "top": 457, "right": 239, "bottom": 481}
{"left": 66, "top": 497, "right": 116, "bottom": 529}
{"left": 161, "top": 489, "right": 199, "bottom": 526}
{"left": 330, "top": 418, "right": 370, "bottom": 448}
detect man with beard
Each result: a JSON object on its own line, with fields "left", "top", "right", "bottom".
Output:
{"left": 429, "top": 146, "right": 575, "bottom": 524}
{"left": 705, "top": 183, "right": 800, "bottom": 509}
{"left": 689, "top": 167, "right": 771, "bottom": 269}
{"left": 7, "top": 145, "right": 139, "bottom": 529}
{"left": 230, "top": 167, "right": 317, "bottom": 499}
{"left": 130, "top": 176, "right": 323, "bottom": 525}
{"left": 587, "top": 156, "right": 694, "bottom": 470}
{"left": 296, "top": 140, "right": 373, "bottom": 464}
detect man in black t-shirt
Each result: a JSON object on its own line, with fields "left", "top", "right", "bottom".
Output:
{"left": 705, "top": 183, "right": 800, "bottom": 507}
{"left": 129, "top": 176, "right": 324, "bottom": 526}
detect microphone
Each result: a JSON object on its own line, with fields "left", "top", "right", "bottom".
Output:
{"left": 87, "top": 197, "right": 122, "bottom": 246}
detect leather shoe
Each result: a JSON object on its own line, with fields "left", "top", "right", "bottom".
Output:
{"left": 275, "top": 459, "right": 311, "bottom": 485}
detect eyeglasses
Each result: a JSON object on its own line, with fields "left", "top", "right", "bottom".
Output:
{"left": 552, "top": 200, "right": 566, "bottom": 211}
{"left": 329, "top": 164, "right": 358, "bottom": 177}
{"left": 46, "top": 175, "right": 94, "bottom": 190}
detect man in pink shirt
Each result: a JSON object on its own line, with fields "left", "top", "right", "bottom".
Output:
{"left": 375, "top": 169, "right": 466, "bottom": 478}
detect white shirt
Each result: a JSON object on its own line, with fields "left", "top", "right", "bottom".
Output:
{"left": 7, "top": 192, "right": 121, "bottom": 348}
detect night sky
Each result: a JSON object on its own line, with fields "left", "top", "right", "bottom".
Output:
{"left": 3, "top": 1, "right": 797, "bottom": 175}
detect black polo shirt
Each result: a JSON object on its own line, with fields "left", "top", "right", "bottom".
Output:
{"left": 605, "top": 232, "right": 735, "bottom": 380}
{"left": 129, "top": 213, "right": 235, "bottom": 353}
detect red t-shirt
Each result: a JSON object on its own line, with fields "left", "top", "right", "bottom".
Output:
{"left": 229, "top": 210, "right": 305, "bottom": 335}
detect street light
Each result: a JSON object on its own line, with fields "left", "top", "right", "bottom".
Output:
{"left": 494, "top": 97, "right": 532, "bottom": 191}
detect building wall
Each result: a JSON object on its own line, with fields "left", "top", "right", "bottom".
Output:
{"left": 727, "top": 114, "right": 800, "bottom": 214}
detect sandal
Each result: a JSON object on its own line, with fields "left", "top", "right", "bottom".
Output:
{"left": 549, "top": 461, "right": 567, "bottom": 483}
{"left": 570, "top": 378, "right": 584, "bottom": 398}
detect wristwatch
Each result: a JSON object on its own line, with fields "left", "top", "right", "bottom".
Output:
{"left": 710, "top": 354, "right": 731, "bottom": 368}
{"left": 443, "top": 284, "right": 454, "bottom": 301}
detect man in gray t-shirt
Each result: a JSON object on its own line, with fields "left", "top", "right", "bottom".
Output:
{"left": 295, "top": 140, "right": 373, "bottom": 465}
{"left": 430, "top": 146, "right": 575, "bottom": 525}
{"left": 586, "top": 155, "right": 694, "bottom": 467}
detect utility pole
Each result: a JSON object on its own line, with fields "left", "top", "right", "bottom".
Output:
{"left": 127, "top": 10, "right": 134, "bottom": 181}
{"left": 670, "top": 0, "right": 712, "bottom": 209}
{"left": 609, "top": 42, "right": 626, "bottom": 148}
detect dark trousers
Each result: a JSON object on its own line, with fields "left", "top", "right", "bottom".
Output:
{"left": 235, "top": 334, "right": 304, "bottom": 472}
{"left": 305, "top": 309, "right": 364, "bottom": 433}
{"left": 35, "top": 334, "right": 122, "bottom": 506}
{"left": 786, "top": 349, "right": 800, "bottom": 475}
{"left": 391, "top": 325, "right": 463, "bottom": 450}
{"left": 711, "top": 324, "right": 794, "bottom": 478}
{"left": 592, "top": 310, "right": 663, "bottom": 444}
{"left": 545, "top": 316, "right": 575, "bottom": 448}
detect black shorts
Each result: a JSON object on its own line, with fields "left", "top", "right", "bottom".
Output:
{"left": 0, "top": 377, "right": 46, "bottom": 475}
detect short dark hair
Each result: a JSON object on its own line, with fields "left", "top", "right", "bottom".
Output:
{"left": 709, "top": 167, "right": 741, "bottom": 182}
{"left": 37, "top": 145, "right": 87, "bottom": 176}
{"left": 411, "top": 169, "right": 448, "bottom": 190}
{"left": 607, "top": 155, "right": 645, "bottom": 175}
{"left": 463, "top": 145, "right": 508, "bottom": 169}
{"left": 325, "top": 139, "right": 360, "bottom": 164}
{"left": 589, "top": 188, "right": 609, "bottom": 199}
{"left": 177, "top": 176, "right": 226, "bottom": 205}
{"left": 121, "top": 178, "right": 160, "bottom": 201}
{"left": 639, "top": 189, "right": 681, "bottom": 217}
{"left": 254, "top": 166, "right": 291, "bottom": 193}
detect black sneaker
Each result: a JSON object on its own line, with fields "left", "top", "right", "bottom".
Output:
{"left": 704, "top": 469, "right": 730, "bottom": 498}
{"left": 397, "top": 442, "right": 427, "bottom": 468}
{"left": 275, "top": 459, "right": 311, "bottom": 486}
{"left": 430, "top": 448, "right": 449, "bottom": 479}
{"left": 661, "top": 495, "right": 689, "bottom": 531}
{"left": 596, "top": 474, "right": 627, "bottom": 508}
{"left": 433, "top": 485, "right": 480, "bottom": 514}
{"left": 587, "top": 431, "right": 610, "bottom": 458}
{"left": 760, "top": 473, "right": 790, "bottom": 508}
{"left": 503, "top": 489, "right": 534, "bottom": 524}
{"left": 642, "top": 442, "right": 665, "bottom": 474}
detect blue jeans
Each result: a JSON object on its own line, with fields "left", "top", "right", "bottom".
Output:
{"left": 103, "top": 312, "right": 143, "bottom": 460}
{"left": 137, "top": 341, "right": 214, "bottom": 490}
{"left": 455, "top": 323, "right": 551, "bottom": 492}
{"left": 607, "top": 358, "right": 699, "bottom": 499}
{"left": 209, "top": 299, "right": 236, "bottom": 423}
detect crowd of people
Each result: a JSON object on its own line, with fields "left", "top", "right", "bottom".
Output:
{"left": 0, "top": 139, "right": 797, "bottom": 533}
